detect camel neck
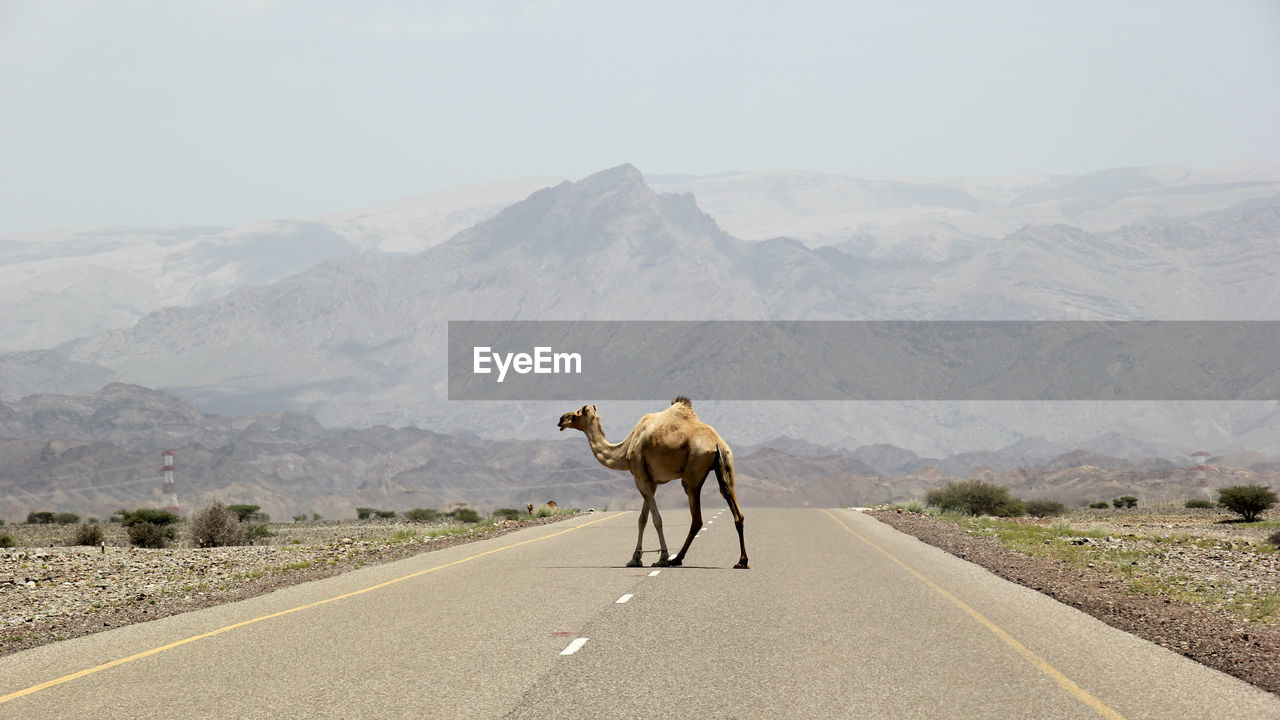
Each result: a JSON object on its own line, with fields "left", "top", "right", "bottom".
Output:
{"left": 583, "top": 416, "right": 630, "bottom": 470}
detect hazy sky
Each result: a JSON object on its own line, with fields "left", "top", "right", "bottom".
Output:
{"left": 2, "top": 0, "right": 1278, "bottom": 233}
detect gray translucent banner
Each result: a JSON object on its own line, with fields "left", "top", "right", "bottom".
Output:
{"left": 448, "top": 321, "right": 1280, "bottom": 401}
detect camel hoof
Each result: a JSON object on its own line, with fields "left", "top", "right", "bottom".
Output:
{"left": 626, "top": 557, "right": 643, "bottom": 568}
{"left": 652, "top": 558, "right": 670, "bottom": 567}
{"left": 734, "top": 561, "right": 750, "bottom": 569}
{"left": 668, "top": 558, "right": 683, "bottom": 567}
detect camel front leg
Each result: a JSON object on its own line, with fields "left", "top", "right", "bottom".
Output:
{"left": 628, "top": 497, "right": 650, "bottom": 567}
{"left": 647, "top": 492, "right": 671, "bottom": 567}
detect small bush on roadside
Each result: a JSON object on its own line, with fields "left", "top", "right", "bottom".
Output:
{"left": 493, "top": 508, "right": 523, "bottom": 521}
{"left": 0, "top": 533, "right": 14, "bottom": 548}
{"left": 404, "top": 508, "right": 440, "bottom": 523}
{"left": 53, "top": 512, "right": 80, "bottom": 525}
{"left": 118, "top": 508, "right": 180, "bottom": 549}
{"left": 450, "top": 508, "right": 483, "bottom": 523}
{"left": 889, "top": 500, "right": 926, "bottom": 514}
{"left": 1184, "top": 499, "right": 1214, "bottom": 509}
{"left": 925, "top": 480, "right": 1025, "bottom": 517}
{"left": 127, "top": 522, "right": 175, "bottom": 549}
{"left": 189, "top": 502, "right": 244, "bottom": 548}
{"left": 356, "top": 507, "right": 376, "bottom": 520}
{"left": 1112, "top": 496, "right": 1139, "bottom": 509}
{"left": 1216, "top": 485, "right": 1278, "bottom": 523}
{"left": 1088, "top": 502, "right": 1109, "bottom": 509}
{"left": 69, "top": 522, "right": 104, "bottom": 546}
{"left": 242, "top": 522, "right": 275, "bottom": 545}
{"left": 375, "top": 510, "right": 396, "bottom": 520}
{"left": 1024, "top": 500, "right": 1067, "bottom": 517}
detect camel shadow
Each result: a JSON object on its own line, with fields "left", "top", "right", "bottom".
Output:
{"left": 543, "top": 564, "right": 732, "bottom": 571}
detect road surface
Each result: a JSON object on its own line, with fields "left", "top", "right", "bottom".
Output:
{"left": 2, "top": 508, "right": 1277, "bottom": 718}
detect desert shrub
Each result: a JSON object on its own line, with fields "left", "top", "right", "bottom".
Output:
{"left": 0, "top": 533, "right": 14, "bottom": 548}
{"left": 356, "top": 507, "right": 376, "bottom": 520}
{"left": 925, "top": 480, "right": 1025, "bottom": 517}
{"left": 1088, "top": 502, "right": 1110, "bottom": 509}
{"left": 311, "top": 513, "right": 323, "bottom": 521}
{"left": 404, "top": 508, "right": 440, "bottom": 523}
{"left": 1184, "top": 499, "right": 1214, "bottom": 509}
{"left": 375, "top": 510, "right": 396, "bottom": 519}
{"left": 227, "top": 504, "right": 262, "bottom": 522}
{"left": 1216, "top": 485, "right": 1278, "bottom": 523}
{"left": 68, "top": 522, "right": 104, "bottom": 546}
{"left": 118, "top": 508, "right": 180, "bottom": 527}
{"left": 189, "top": 502, "right": 244, "bottom": 548}
{"left": 292, "top": 514, "right": 307, "bottom": 522}
{"left": 127, "top": 522, "right": 175, "bottom": 549}
{"left": 450, "top": 508, "right": 482, "bottom": 523}
{"left": 1024, "top": 500, "right": 1067, "bottom": 517}
{"left": 493, "top": 508, "right": 523, "bottom": 521}
{"left": 242, "top": 522, "right": 275, "bottom": 545}
{"left": 1112, "top": 496, "right": 1139, "bottom": 509}
{"left": 26, "top": 511, "right": 55, "bottom": 525}
{"left": 53, "top": 512, "right": 80, "bottom": 525}
{"left": 118, "top": 508, "right": 180, "bottom": 549}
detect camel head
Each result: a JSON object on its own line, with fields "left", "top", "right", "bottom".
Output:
{"left": 557, "top": 404, "right": 597, "bottom": 432}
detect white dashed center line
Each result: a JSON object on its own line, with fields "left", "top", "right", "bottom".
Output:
{"left": 616, "top": 594, "right": 633, "bottom": 604}
{"left": 648, "top": 570, "right": 660, "bottom": 576}
{"left": 560, "top": 637, "right": 589, "bottom": 656}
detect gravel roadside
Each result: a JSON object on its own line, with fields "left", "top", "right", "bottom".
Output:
{"left": 869, "top": 509, "right": 1280, "bottom": 696}
{"left": 0, "top": 514, "right": 579, "bottom": 658}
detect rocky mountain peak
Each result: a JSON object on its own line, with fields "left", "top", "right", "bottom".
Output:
{"left": 445, "top": 164, "right": 724, "bottom": 258}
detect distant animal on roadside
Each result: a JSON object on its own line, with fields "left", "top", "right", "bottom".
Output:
{"left": 557, "top": 396, "right": 748, "bottom": 569}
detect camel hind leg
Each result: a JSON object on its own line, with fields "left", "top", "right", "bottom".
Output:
{"left": 670, "top": 463, "right": 712, "bottom": 566}
{"left": 713, "top": 447, "right": 749, "bottom": 569}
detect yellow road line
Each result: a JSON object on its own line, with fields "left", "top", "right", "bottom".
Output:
{"left": 1, "top": 512, "right": 622, "bottom": 705}
{"left": 822, "top": 509, "right": 1128, "bottom": 720}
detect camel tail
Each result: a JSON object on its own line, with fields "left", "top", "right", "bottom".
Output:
{"left": 712, "top": 445, "right": 733, "bottom": 497}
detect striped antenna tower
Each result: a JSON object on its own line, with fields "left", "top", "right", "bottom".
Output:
{"left": 161, "top": 450, "right": 180, "bottom": 515}
{"left": 1190, "top": 450, "right": 1212, "bottom": 499}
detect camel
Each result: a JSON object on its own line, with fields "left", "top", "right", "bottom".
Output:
{"left": 558, "top": 397, "right": 748, "bottom": 569}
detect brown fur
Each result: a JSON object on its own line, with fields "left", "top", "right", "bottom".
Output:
{"left": 558, "top": 398, "right": 748, "bottom": 569}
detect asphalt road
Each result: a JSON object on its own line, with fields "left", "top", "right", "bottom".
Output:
{"left": 2, "top": 508, "right": 1278, "bottom": 719}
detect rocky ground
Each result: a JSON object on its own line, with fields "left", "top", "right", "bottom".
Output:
{"left": 0, "top": 514, "right": 578, "bottom": 657}
{"left": 870, "top": 508, "right": 1280, "bottom": 696}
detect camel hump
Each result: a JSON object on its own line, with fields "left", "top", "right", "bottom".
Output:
{"left": 670, "top": 396, "right": 693, "bottom": 409}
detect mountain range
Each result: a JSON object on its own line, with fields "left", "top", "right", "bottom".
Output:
{"left": 1, "top": 163, "right": 1278, "bottom": 516}
{"left": 3, "top": 383, "right": 1274, "bottom": 522}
